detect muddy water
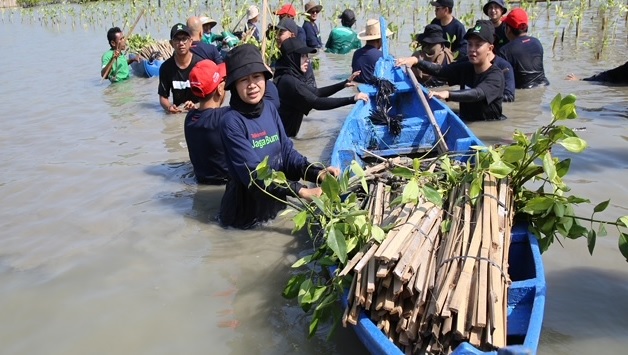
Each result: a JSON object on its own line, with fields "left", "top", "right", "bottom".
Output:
{"left": 0, "top": 3, "right": 626, "bottom": 355}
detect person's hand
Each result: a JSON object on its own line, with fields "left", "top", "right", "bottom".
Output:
{"left": 428, "top": 90, "right": 449, "bottom": 100}
{"left": 347, "top": 70, "right": 361, "bottom": 82}
{"left": 113, "top": 49, "right": 121, "bottom": 58}
{"left": 566, "top": 73, "right": 580, "bottom": 81}
{"left": 395, "top": 56, "right": 419, "bottom": 67}
{"left": 354, "top": 92, "right": 369, "bottom": 102}
{"left": 317, "top": 166, "right": 341, "bottom": 182}
{"left": 167, "top": 104, "right": 182, "bottom": 114}
{"left": 182, "top": 101, "right": 196, "bottom": 110}
{"left": 298, "top": 186, "right": 323, "bottom": 201}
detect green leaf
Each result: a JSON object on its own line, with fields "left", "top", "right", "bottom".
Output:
{"left": 327, "top": 227, "right": 348, "bottom": 264}
{"left": 567, "top": 224, "right": 588, "bottom": 239}
{"left": 542, "top": 152, "right": 557, "bottom": 183}
{"left": 598, "top": 223, "right": 608, "bottom": 237}
{"left": 550, "top": 93, "right": 562, "bottom": 117}
{"left": 501, "top": 145, "right": 526, "bottom": 163}
{"left": 308, "top": 317, "right": 320, "bottom": 338}
{"left": 553, "top": 202, "right": 565, "bottom": 218}
{"left": 293, "top": 210, "right": 308, "bottom": 231}
{"left": 310, "top": 196, "right": 326, "bottom": 213}
{"left": 392, "top": 166, "right": 414, "bottom": 179}
{"left": 566, "top": 195, "right": 590, "bottom": 204}
{"left": 555, "top": 158, "right": 571, "bottom": 178}
{"left": 587, "top": 230, "right": 596, "bottom": 255}
{"left": 402, "top": 178, "right": 420, "bottom": 204}
{"left": 618, "top": 233, "right": 628, "bottom": 261}
{"left": 321, "top": 175, "right": 340, "bottom": 203}
{"left": 469, "top": 175, "right": 483, "bottom": 204}
{"left": 283, "top": 274, "right": 306, "bottom": 299}
{"left": 413, "top": 158, "right": 421, "bottom": 171}
{"left": 560, "top": 93, "right": 577, "bottom": 106}
{"left": 350, "top": 161, "right": 368, "bottom": 192}
{"left": 556, "top": 103, "right": 578, "bottom": 120}
{"left": 318, "top": 257, "right": 337, "bottom": 267}
{"left": 512, "top": 130, "right": 530, "bottom": 146}
{"left": 618, "top": 216, "right": 628, "bottom": 228}
{"left": 559, "top": 137, "right": 587, "bottom": 153}
{"left": 272, "top": 171, "right": 287, "bottom": 185}
{"left": 297, "top": 279, "right": 313, "bottom": 305}
{"left": 291, "top": 255, "right": 312, "bottom": 268}
{"left": 423, "top": 184, "right": 443, "bottom": 206}
{"left": 593, "top": 199, "right": 610, "bottom": 213}
{"left": 371, "top": 225, "right": 385, "bottom": 243}
{"left": 522, "top": 197, "right": 555, "bottom": 214}
{"left": 557, "top": 216, "right": 573, "bottom": 237}
{"left": 489, "top": 160, "right": 514, "bottom": 178}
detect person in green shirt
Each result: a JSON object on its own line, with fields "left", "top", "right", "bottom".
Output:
{"left": 325, "top": 9, "right": 361, "bottom": 54}
{"left": 100, "top": 27, "right": 139, "bottom": 82}
{"left": 200, "top": 16, "right": 224, "bottom": 45}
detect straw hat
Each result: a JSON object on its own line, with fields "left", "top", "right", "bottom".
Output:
{"left": 358, "top": 19, "right": 394, "bottom": 40}
{"left": 304, "top": 1, "right": 323, "bottom": 14}
{"left": 200, "top": 16, "right": 218, "bottom": 28}
{"left": 247, "top": 5, "right": 260, "bottom": 20}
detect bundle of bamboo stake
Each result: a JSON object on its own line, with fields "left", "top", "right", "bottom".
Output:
{"left": 341, "top": 165, "right": 514, "bottom": 354}
{"left": 138, "top": 40, "right": 173, "bottom": 61}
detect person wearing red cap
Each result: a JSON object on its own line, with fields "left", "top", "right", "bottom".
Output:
{"left": 325, "top": 9, "right": 361, "bottom": 54}
{"left": 498, "top": 8, "right": 549, "bottom": 89}
{"left": 275, "top": 4, "right": 307, "bottom": 43}
{"left": 219, "top": 44, "right": 340, "bottom": 229}
{"left": 184, "top": 60, "right": 230, "bottom": 185}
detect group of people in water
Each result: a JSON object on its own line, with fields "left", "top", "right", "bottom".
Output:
{"left": 100, "top": 1, "right": 627, "bottom": 229}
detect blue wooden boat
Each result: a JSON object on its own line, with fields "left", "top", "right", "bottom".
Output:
{"left": 330, "top": 17, "right": 546, "bottom": 355}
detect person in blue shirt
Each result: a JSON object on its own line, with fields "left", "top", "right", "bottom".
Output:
{"left": 429, "top": 0, "right": 467, "bottom": 58}
{"left": 187, "top": 16, "right": 223, "bottom": 64}
{"left": 352, "top": 19, "right": 394, "bottom": 84}
{"left": 219, "top": 44, "right": 340, "bottom": 229}
{"left": 244, "top": 5, "right": 261, "bottom": 42}
{"left": 302, "top": 1, "right": 323, "bottom": 48}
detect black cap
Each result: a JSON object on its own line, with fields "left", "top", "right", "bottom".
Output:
{"left": 416, "top": 24, "right": 449, "bottom": 46}
{"left": 430, "top": 0, "right": 454, "bottom": 8}
{"left": 339, "top": 9, "right": 356, "bottom": 26}
{"left": 280, "top": 38, "right": 317, "bottom": 56}
{"left": 463, "top": 20, "right": 495, "bottom": 44}
{"left": 277, "top": 17, "right": 299, "bottom": 34}
{"left": 483, "top": 0, "right": 508, "bottom": 16}
{"left": 170, "top": 23, "right": 191, "bottom": 39}
{"left": 224, "top": 44, "right": 273, "bottom": 90}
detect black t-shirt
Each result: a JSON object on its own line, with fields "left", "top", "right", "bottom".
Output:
{"left": 184, "top": 107, "right": 230, "bottom": 184}
{"left": 158, "top": 54, "right": 202, "bottom": 106}
{"left": 583, "top": 61, "right": 628, "bottom": 84}
{"left": 494, "top": 22, "right": 509, "bottom": 52}
{"left": 190, "top": 41, "right": 223, "bottom": 64}
{"left": 439, "top": 61, "right": 505, "bottom": 121}
{"left": 430, "top": 17, "right": 467, "bottom": 58}
{"left": 499, "top": 35, "right": 549, "bottom": 89}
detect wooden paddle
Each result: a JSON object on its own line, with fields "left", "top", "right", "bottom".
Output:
{"left": 404, "top": 65, "right": 449, "bottom": 154}
{"left": 100, "top": 9, "right": 146, "bottom": 83}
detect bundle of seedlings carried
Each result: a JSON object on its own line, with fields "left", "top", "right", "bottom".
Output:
{"left": 265, "top": 93, "right": 628, "bottom": 354}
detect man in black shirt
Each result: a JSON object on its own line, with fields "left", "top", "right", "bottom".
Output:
{"left": 499, "top": 8, "right": 549, "bottom": 89}
{"left": 158, "top": 23, "right": 202, "bottom": 113}
{"left": 429, "top": 0, "right": 467, "bottom": 58}
{"left": 412, "top": 20, "right": 505, "bottom": 121}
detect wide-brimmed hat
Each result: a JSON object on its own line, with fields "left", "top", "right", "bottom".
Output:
{"left": 416, "top": 24, "right": 449, "bottom": 46}
{"left": 190, "top": 60, "right": 227, "bottom": 98}
{"left": 200, "top": 16, "right": 218, "bottom": 28}
{"left": 503, "top": 8, "right": 528, "bottom": 31}
{"left": 247, "top": 5, "right": 260, "bottom": 20}
{"left": 358, "top": 19, "right": 394, "bottom": 41}
{"left": 463, "top": 20, "right": 495, "bottom": 44}
{"left": 483, "top": 0, "right": 507, "bottom": 16}
{"left": 275, "top": 4, "right": 297, "bottom": 17}
{"left": 281, "top": 38, "right": 317, "bottom": 56}
{"left": 304, "top": 1, "right": 322, "bottom": 14}
{"left": 224, "top": 44, "right": 272, "bottom": 90}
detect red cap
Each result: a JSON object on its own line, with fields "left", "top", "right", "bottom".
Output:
{"left": 503, "top": 8, "right": 528, "bottom": 31}
{"left": 275, "top": 4, "right": 297, "bottom": 17}
{"left": 190, "top": 60, "right": 227, "bottom": 99}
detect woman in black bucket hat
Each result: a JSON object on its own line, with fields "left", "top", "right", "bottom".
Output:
{"left": 218, "top": 44, "right": 341, "bottom": 229}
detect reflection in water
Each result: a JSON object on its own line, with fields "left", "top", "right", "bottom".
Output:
{"left": 0, "top": 5, "right": 626, "bottom": 355}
